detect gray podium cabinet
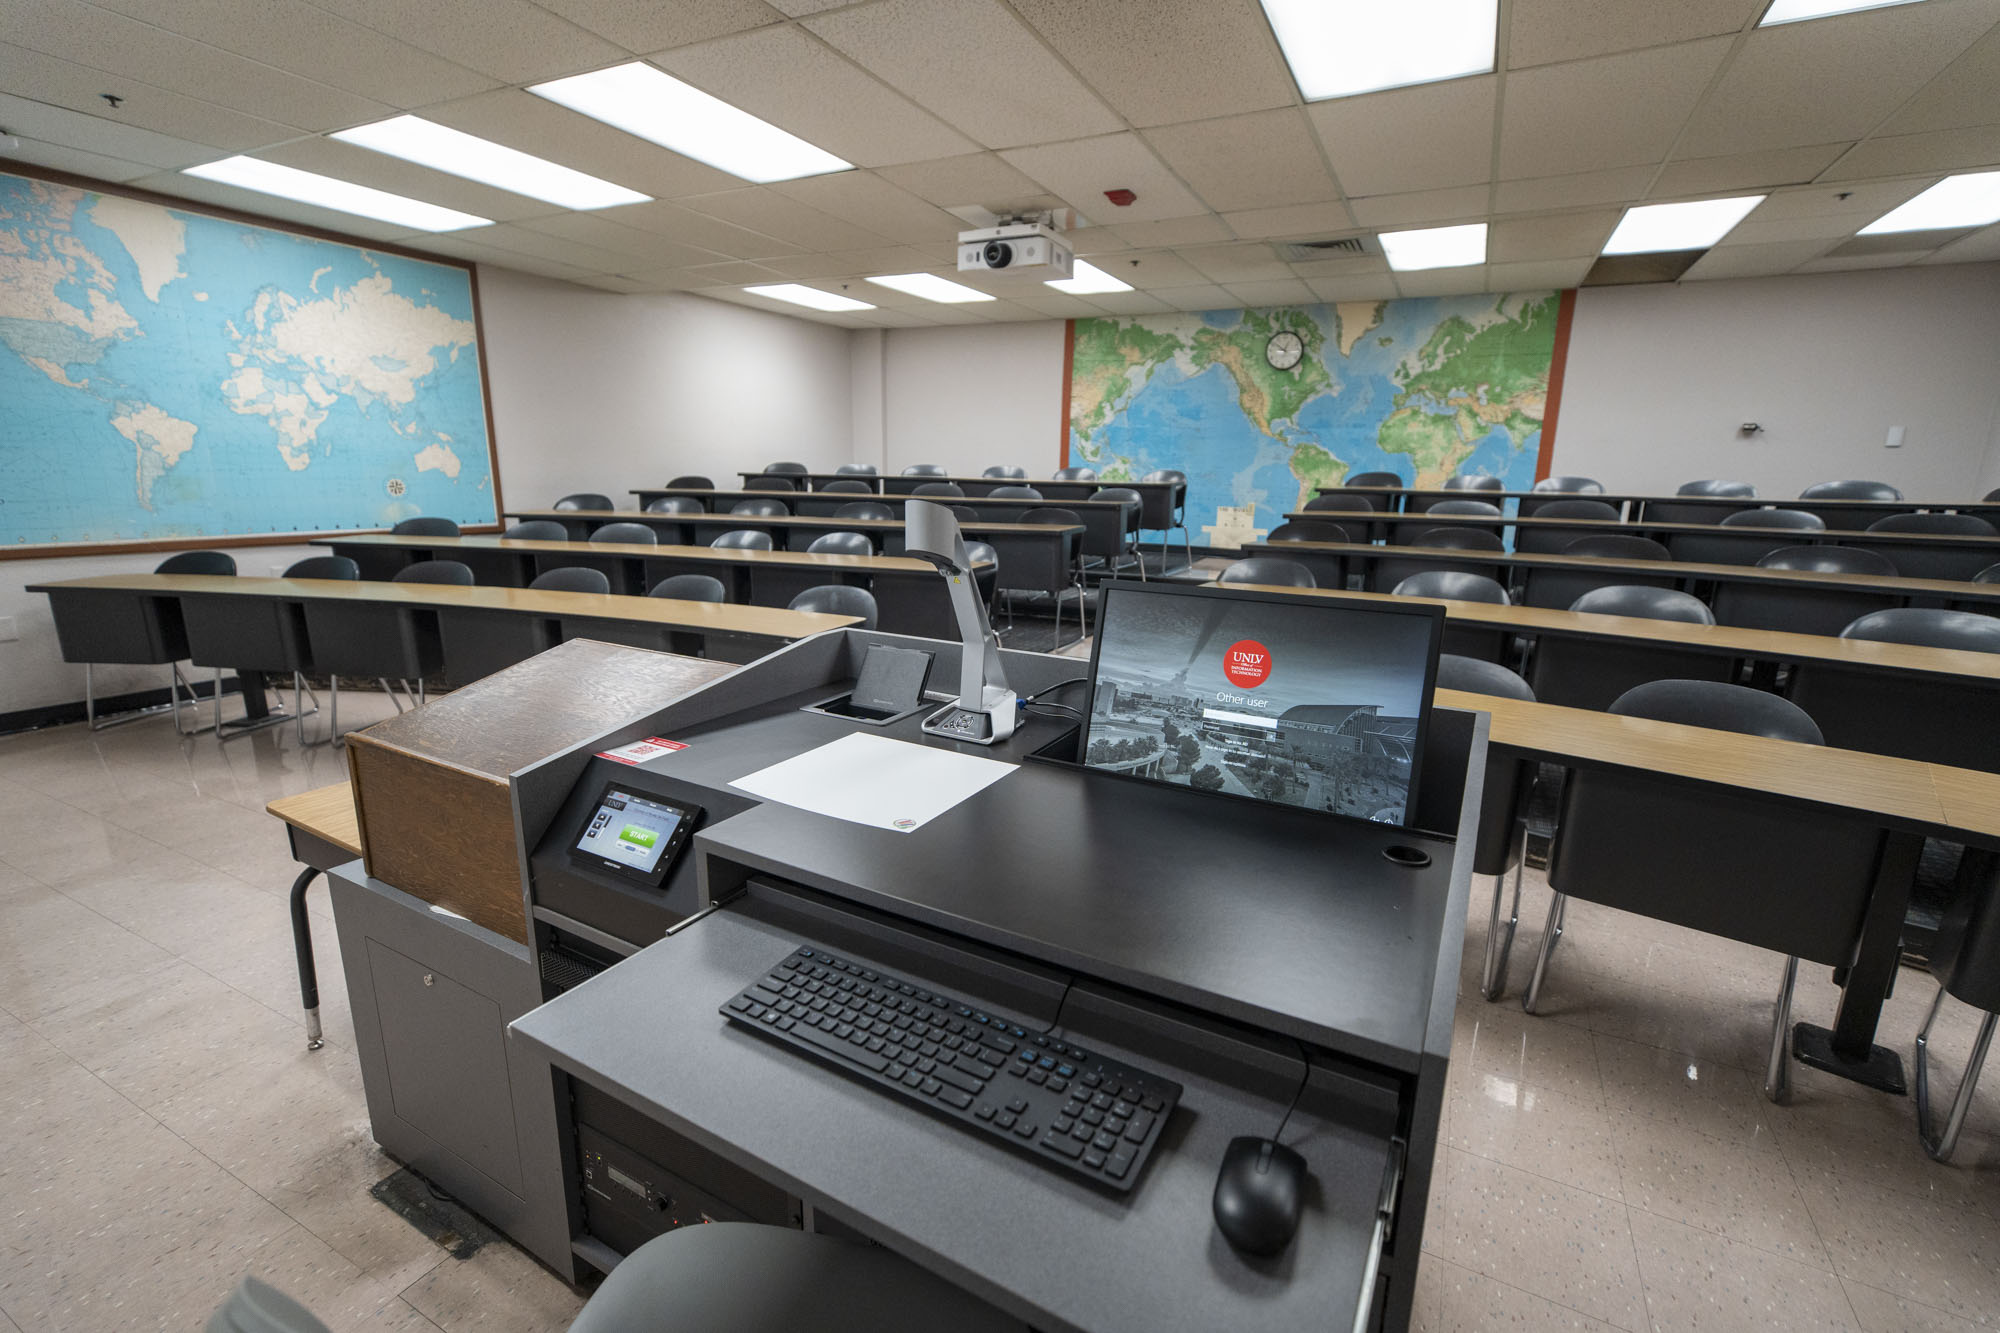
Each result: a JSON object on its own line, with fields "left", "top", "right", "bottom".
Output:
{"left": 490, "top": 628, "right": 1483, "bottom": 1332}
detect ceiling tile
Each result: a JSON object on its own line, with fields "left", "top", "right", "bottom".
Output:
{"left": 874, "top": 152, "right": 1051, "bottom": 212}
{"left": 1494, "top": 165, "right": 1656, "bottom": 212}
{"left": 652, "top": 25, "right": 977, "bottom": 168}
{"left": 1287, "top": 253, "right": 1389, "bottom": 278}
{"left": 1069, "top": 228, "right": 1135, "bottom": 255}
{"left": 1651, "top": 143, "right": 1849, "bottom": 197}
{"left": 1008, "top": 291, "right": 1118, "bottom": 318}
{"left": 807, "top": 0, "right": 1123, "bottom": 149}
{"left": 1392, "top": 265, "right": 1487, "bottom": 298}
{"left": 0, "top": 40, "right": 301, "bottom": 149}
{"left": 1303, "top": 273, "right": 1399, "bottom": 302}
{"left": 129, "top": 169, "right": 451, "bottom": 245}
{"left": 1680, "top": 239, "right": 1834, "bottom": 280}
{"left": 1309, "top": 76, "right": 1496, "bottom": 197}
{"left": 0, "top": 136, "right": 157, "bottom": 182}
{"left": 772, "top": 173, "right": 962, "bottom": 244}
{"left": 824, "top": 243, "right": 947, "bottom": 273}
{"left": 1717, "top": 213, "right": 1868, "bottom": 245}
{"left": 1079, "top": 289, "right": 1177, "bottom": 316}
{"left": 1146, "top": 109, "right": 1339, "bottom": 212}
{"left": 1101, "top": 214, "right": 1235, "bottom": 247}
{"left": 1676, "top": 2, "right": 2000, "bottom": 158}
{"left": 253, "top": 138, "right": 559, "bottom": 223}
{"left": 1485, "top": 258, "right": 1593, "bottom": 289}
{"left": 1222, "top": 201, "right": 1359, "bottom": 239}
{"left": 1878, "top": 21, "right": 2000, "bottom": 136}
{"left": 603, "top": 199, "right": 800, "bottom": 256}
{"left": 427, "top": 241, "right": 598, "bottom": 282}
{"left": 308, "top": 0, "right": 624, "bottom": 84}
{"left": 1746, "top": 179, "right": 1930, "bottom": 221}
{"left": 1007, "top": 0, "right": 1297, "bottom": 127}
{"left": 1178, "top": 243, "right": 1296, "bottom": 282}
{"left": 536, "top": 0, "right": 785, "bottom": 52}
{"left": 1508, "top": 0, "right": 1760, "bottom": 68}
{"left": 1793, "top": 252, "right": 1916, "bottom": 273}
{"left": 769, "top": 0, "right": 860, "bottom": 14}
{"left": 570, "top": 273, "right": 654, "bottom": 293}
{"left": 1146, "top": 283, "right": 1239, "bottom": 311}
{"left": 755, "top": 252, "right": 871, "bottom": 279}
{"left": 1822, "top": 124, "right": 2000, "bottom": 179}
{"left": 1000, "top": 133, "right": 1209, "bottom": 223}
{"left": 679, "top": 188, "right": 892, "bottom": 250}
{"left": 975, "top": 300, "right": 1054, "bottom": 321}
{"left": 1222, "top": 278, "right": 1314, "bottom": 307}
{"left": 1916, "top": 221, "right": 2000, "bottom": 263}
{"left": 468, "top": 221, "right": 662, "bottom": 271}
{"left": 1488, "top": 209, "right": 1620, "bottom": 261}
{"left": 1348, "top": 185, "right": 1489, "bottom": 228}
{"left": 663, "top": 258, "right": 794, "bottom": 285}
{"left": 80, "top": 0, "right": 501, "bottom": 108}
{"left": 514, "top": 213, "right": 729, "bottom": 267}
{"left": 0, "top": 91, "right": 217, "bottom": 169}
{"left": 1111, "top": 251, "right": 1210, "bottom": 287}
{"left": 1498, "top": 38, "right": 1733, "bottom": 178}
{"left": 418, "top": 89, "right": 743, "bottom": 200}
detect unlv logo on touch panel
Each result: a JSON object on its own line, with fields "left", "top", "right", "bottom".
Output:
{"left": 1222, "top": 639, "right": 1271, "bottom": 688}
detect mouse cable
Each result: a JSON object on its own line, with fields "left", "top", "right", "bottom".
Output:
{"left": 1022, "top": 677, "right": 1088, "bottom": 704}
{"left": 1272, "top": 1037, "right": 1313, "bottom": 1144}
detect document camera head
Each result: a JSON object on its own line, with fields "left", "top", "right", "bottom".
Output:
{"left": 904, "top": 499, "right": 971, "bottom": 576}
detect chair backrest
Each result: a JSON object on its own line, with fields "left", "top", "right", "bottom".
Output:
{"left": 393, "top": 559, "right": 474, "bottom": 586}
{"left": 651, "top": 574, "right": 727, "bottom": 602}
{"left": 1570, "top": 584, "right": 1714, "bottom": 623}
{"left": 1564, "top": 533, "right": 1670, "bottom": 560}
{"left": 1677, "top": 479, "right": 1756, "bottom": 498}
{"left": 1052, "top": 466, "right": 1098, "bottom": 481}
{"left": 988, "top": 485, "right": 1044, "bottom": 500}
{"left": 553, "top": 493, "right": 614, "bottom": 511}
{"left": 591, "top": 522, "right": 658, "bottom": 545}
{"left": 788, "top": 584, "right": 878, "bottom": 630}
{"left": 1436, "top": 653, "right": 1534, "bottom": 700}
{"left": 158, "top": 550, "right": 237, "bottom": 575}
{"left": 982, "top": 465, "right": 1027, "bottom": 478}
{"left": 1839, "top": 607, "right": 2000, "bottom": 652}
{"left": 835, "top": 501, "right": 895, "bottom": 521}
{"left": 530, "top": 567, "right": 610, "bottom": 594}
{"left": 730, "top": 498, "right": 788, "bottom": 517}
{"left": 820, "top": 479, "right": 873, "bottom": 494}
{"left": 912, "top": 482, "right": 965, "bottom": 497}
{"left": 1868, "top": 512, "right": 1999, "bottom": 536}
{"left": 1218, "top": 558, "right": 1314, "bottom": 588}
{"left": 765, "top": 461, "right": 809, "bottom": 475}
{"left": 1611, "top": 679, "right": 1822, "bottom": 742}
{"left": 1427, "top": 498, "right": 1503, "bottom": 516}
{"left": 948, "top": 504, "right": 983, "bottom": 522}
{"left": 644, "top": 496, "right": 705, "bottom": 514}
{"left": 745, "top": 475, "right": 797, "bottom": 491}
{"left": 836, "top": 463, "right": 878, "bottom": 475}
{"left": 1442, "top": 474, "right": 1505, "bottom": 492}
{"left": 710, "top": 529, "right": 774, "bottom": 550}
{"left": 504, "top": 520, "right": 570, "bottom": 540}
{"left": 1268, "top": 520, "right": 1352, "bottom": 544}
{"left": 1975, "top": 561, "right": 2000, "bottom": 584}
{"left": 1756, "top": 544, "right": 1897, "bottom": 575}
{"left": 1723, "top": 507, "right": 1823, "bottom": 530}
{"left": 1140, "top": 469, "right": 1185, "bottom": 484}
{"left": 1096, "top": 486, "right": 1141, "bottom": 504}
{"left": 966, "top": 541, "right": 999, "bottom": 571}
{"left": 1533, "top": 475, "right": 1604, "bottom": 494}
{"left": 283, "top": 555, "right": 357, "bottom": 580}
{"left": 1022, "top": 506, "right": 1082, "bottom": 527}
{"left": 667, "top": 475, "right": 714, "bottom": 490}
{"left": 1800, "top": 479, "right": 1903, "bottom": 501}
{"left": 1346, "top": 471, "right": 1404, "bottom": 488}
{"left": 1412, "top": 527, "right": 1505, "bottom": 551}
{"left": 806, "top": 531, "right": 873, "bottom": 556}
{"left": 391, "top": 516, "right": 461, "bottom": 536}
{"left": 1303, "top": 494, "right": 1374, "bottom": 513}
{"left": 901, "top": 464, "right": 948, "bottom": 476}
{"left": 1392, "top": 571, "right": 1510, "bottom": 604}
{"left": 1531, "top": 498, "right": 1619, "bottom": 522}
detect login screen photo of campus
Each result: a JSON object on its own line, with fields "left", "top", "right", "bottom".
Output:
{"left": 1086, "top": 594, "right": 1432, "bottom": 823}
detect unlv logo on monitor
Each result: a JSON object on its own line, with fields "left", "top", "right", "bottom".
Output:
{"left": 1222, "top": 639, "right": 1271, "bottom": 688}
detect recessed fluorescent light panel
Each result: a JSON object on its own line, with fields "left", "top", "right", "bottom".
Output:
{"left": 182, "top": 156, "right": 490, "bottom": 231}
{"left": 744, "top": 284, "right": 875, "bottom": 312}
{"left": 331, "top": 116, "right": 649, "bottom": 209}
{"left": 1859, "top": 171, "right": 2000, "bottom": 234}
{"left": 1602, "top": 196, "right": 1763, "bottom": 254}
{"left": 1758, "top": 0, "right": 1931, "bottom": 25}
{"left": 1260, "top": 0, "right": 1497, "bottom": 99}
{"left": 1379, "top": 223, "right": 1487, "bottom": 271}
{"left": 1046, "top": 261, "right": 1133, "bottom": 294}
{"left": 530, "top": 63, "right": 850, "bottom": 184}
{"left": 865, "top": 273, "right": 996, "bottom": 303}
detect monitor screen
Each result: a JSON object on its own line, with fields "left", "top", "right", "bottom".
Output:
{"left": 1080, "top": 583, "right": 1441, "bottom": 825}
{"left": 573, "top": 788, "right": 693, "bottom": 878}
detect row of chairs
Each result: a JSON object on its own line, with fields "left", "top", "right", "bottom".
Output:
{"left": 1337, "top": 473, "right": 2000, "bottom": 504}
{"left": 1302, "top": 492, "right": 2000, "bottom": 541}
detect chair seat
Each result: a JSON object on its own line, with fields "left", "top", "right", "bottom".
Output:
{"left": 568, "top": 1224, "right": 1021, "bottom": 1333}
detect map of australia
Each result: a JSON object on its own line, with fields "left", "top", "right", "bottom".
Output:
{"left": 1069, "top": 293, "right": 1562, "bottom": 540}
{"left": 0, "top": 171, "right": 494, "bottom": 548}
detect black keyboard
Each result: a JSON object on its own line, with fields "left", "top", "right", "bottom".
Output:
{"left": 722, "top": 946, "right": 1181, "bottom": 1193}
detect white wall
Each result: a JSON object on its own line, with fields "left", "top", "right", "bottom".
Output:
{"left": 1554, "top": 263, "right": 2000, "bottom": 498}
{"left": 880, "top": 323, "right": 1067, "bottom": 477}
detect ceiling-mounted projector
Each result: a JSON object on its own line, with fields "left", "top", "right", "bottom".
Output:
{"left": 957, "top": 221, "right": 1074, "bottom": 279}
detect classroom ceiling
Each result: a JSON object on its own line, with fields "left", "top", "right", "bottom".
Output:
{"left": 3, "top": 0, "right": 1999, "bottom": 327}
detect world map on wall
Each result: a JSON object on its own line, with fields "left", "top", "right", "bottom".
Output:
{"left": 1068, "top": 294, "right": 1562, "bottom": 540}
{"left": 0, "top": 171, "right": 496, "bottom": 550}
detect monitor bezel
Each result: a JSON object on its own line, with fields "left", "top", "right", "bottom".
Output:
{"left": 568, "top": 781, "right": 704, "bottom": 889}
{"left": 1077, "top": 579, "right": 1445, "bottom": 829}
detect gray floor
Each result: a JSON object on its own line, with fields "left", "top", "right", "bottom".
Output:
{"left": 0, "top": 678, "right": 1995, "bottom": 1332}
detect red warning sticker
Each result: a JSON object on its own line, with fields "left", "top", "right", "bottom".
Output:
{"left": 596, "top": 737, "right": 689, "bottom": 766}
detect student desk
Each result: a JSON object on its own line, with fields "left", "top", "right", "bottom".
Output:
{"left": 266, "top": 781, "right": 361, "bottom": 1051}
{"left": 1311, "top": 485, "right": 2000, "bottom": 530}
{"left": 733, "top": 471, "right": 1185, "bottom": 528}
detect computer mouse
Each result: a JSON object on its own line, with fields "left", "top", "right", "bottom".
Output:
{"left": 1212, "top": 1135, "right": 1307, "bottom": 1256}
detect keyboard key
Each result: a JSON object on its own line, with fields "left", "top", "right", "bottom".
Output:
{"left": 936, "top": 1086, "right": 974, "bottom": 1111}
{"left": 955, "top": 1054, "right": 998, "bottom": 1080}
{"left": 996, "top": 1112, "right": 1017, "bottom": 1131}
{"left": 1141, "top": 1094, "right": 1165, "bottom": 1113}
{"left": 1042, "top": 1133, "right": 1084, "bottom": 1159}
{"left": 1107, "top": 1148, "right": 1134, "bottom": 1180}
{"left": 935, "top": 1065, "right": 983, "bottom": 1095}
{"left": 1026, "top": 1069, "right": 1048, "bottom": 1086}
{"left": 789, "top": 1022, "right": 889, "bottom": 1072}
{"left": 1081, "top": 1072, "right": 1102, "bottom": 1087}
{"left": 1093, "top": 1131, "right": 1118, "bottom": 1152}
{"left": 974, "top": 1102, "right": 996, "bottom": 1120}
{"left": 1083, "top": 1151, "right": 1107, "bottom": 1170}
{"left": 920, "top": 1078, "right": 942, "bottom": 1096}
{"left": 1125, "top": 1112, "right": 1154, "bottom": 1142}
{"left": 1013, "top": 1120, "right": 1036, "bottom": 1138}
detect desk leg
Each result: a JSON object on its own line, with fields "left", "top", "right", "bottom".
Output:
{"left": 290, "top": 866, "right": 324, "bottom": 1051}
{"left": 1793, "top": 829, "right": 1919, "bottom": 1095}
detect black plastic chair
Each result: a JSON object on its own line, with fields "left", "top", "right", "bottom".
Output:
{"left": 1269, "top": 520, "right": 1352, "bottom": 544}
{"left": 1532, "top": 499, "right": 1618, "bottom": 522}
{"left": 1435, "top": 653, "right": 1538, "bottom": 1000}
{"left": 789, "top": 585, "right": 878, "bottom": 631}
{"left": 1724, "top": 507, "right": 1824, "bottom": 530}
{"left": 1678, "top": 479, "right": 1756, "bottom": 497}
{"left": 303, "top": 559, "right": 466, "bottom": 737}
{"left": 1052, "top": 466, "right": 1098, "bottom": 482}
{"left": 396, "top": 559, "right": 474, "bottom": 586}
{"left": 1529, "top": 680, "right": 1884, "bottom": 1103}
{"left": 835, "top": 501, "right": 895, "bottom": 521}
{"left": 1564, "top": 533, "right": 1671, "bottom": 561}
{"left": 711, "top": 530, "right": 774, "bottom": 550}
{"left": 1915, "top": 859, "right": 2000, "bottom": 1161}
{"left": 1757, "top": 544, "right": 1897, "bottom": 576}
{"left": 1530, "top": 587, "right": 1727, "bottom": 711}
{"left": 1412, "top": 528, "right": 1505, "bottom": 551}
{"left": 1517, "top": 499, "right": 1619, "bottom": 555}
{"left": 1838, "top": 607, "right": 2000, "bottom": 652}
{"left": 766, "top": 462, "right": 809, "bottom": 475}
{"left": 911, "top": 482, "right": 965, "bottom": 498}
{"left": 1570, "top": 585, "right": 1712, "bottom": 623}
{"left": 807, "top": 532, "right": 873, "bottom": 556}
{"left": 836, "top": 463, "right": 878, "bottom": 476}
{"left": 651, "top": 574, "right": 727, "bottom": 602}
{"left": 1094, "top": 486, "right": 1147, "bottom": 578}
{"left": 1347, "top": 471, "right": 1404, "bottom": 488}
{"left": 731, "top": 499, "right": 788, "bottom": 517}
{"left": 391, "top": 516, "right": 460, "bottom": 536}
{"left": 948, "top": 504, "right": 982, "bottom": 523}
{"left": 1428, "top": 499, "right": 1503, "bottom": 516}
{"left": 1785, "top": 608, "right": 2000, "bottom": 771}
{"left": 592, "top": 522, "right": 658, "bottom": 545}
{"left": 821, "top": 479, "right": 873, "bottom": 494}
{"left": 554, "top": 493, "right": 614, "bottom": 511}
{"left": 182, "top": 552, "right": 334, "bottom": 740}
{"left": 1442, "top": 475, "right": 1505, "bottom": 492}
{"left": 1393, "top": 571, "right": 1509, "bottom": 603}
{"left": 745, "top": 475, "right": 797, "bottom": 492}
{"left": 983, "top": 465, "right": 1027, "bottom": 478}
{"left": 667, "top": 475, "right": 714, "bottom": 490}
{"left": 286, "top": 556, "right": 357, "bottom": 581}
{"left": 989, "top": 485, "right": 1044, "bottom": 501}
{"left": 532, "top": 568, "right": 609, "bottom": 594}
{"left": 1303, "top": 494, "right": 1375, "bottom": 514}
{"left": 505, "top": 520, "right": 569, "bottom": 540}
{"left": 1801, "top": 480, "right": 1903, "bottom": 501}
{"left": 901, "top": 464, "right": 948, "bottom": 476}
{"left": 1533, "top": 475, "right": 1604, "bottom": 494}
{"left": 1975, "top": 563, "right": 2000, "bottom": 583}
{"left": 645, "top": 496, "right": 705, "bottom": 515}
{"left": 160, "top": 550, "right": 237, "bottom": 575}
{"left": 1868, "top": 512, "right": 1999, "bottom": 537}
{"left": 1140, "top": 467, "right": 1192, "bottom": 567}
{"left": 1218, "top": 558, "right": 1314, "bottom": 588}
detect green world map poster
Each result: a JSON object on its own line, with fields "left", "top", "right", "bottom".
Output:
{"left": 1066, "top": 293, "right": 1569, "bottom": 542}
{"left": 0, "top": 169, "right": 498, "bottom": 552}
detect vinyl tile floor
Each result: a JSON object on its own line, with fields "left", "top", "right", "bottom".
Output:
{"left": 1, "top": 686, "right": 1997, "bottom": 1331}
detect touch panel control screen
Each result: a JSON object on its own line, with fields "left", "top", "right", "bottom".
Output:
{"left": 574, "top": 790, "right": 688, "bottom": 878}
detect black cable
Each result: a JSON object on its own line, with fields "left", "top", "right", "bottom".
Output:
{"left": 1023, "top": 677, "right": 1089, "bottom": 704}
{"left": 1272, "top": 1037, "right": 1313, "bottom": 1144}
{"left": 1047, "top": 974, "right": 1078, "bottom": 1034}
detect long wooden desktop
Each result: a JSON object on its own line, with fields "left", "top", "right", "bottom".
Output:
{"left": 1313, "top": 484, "right": 2000, "bottom": 529}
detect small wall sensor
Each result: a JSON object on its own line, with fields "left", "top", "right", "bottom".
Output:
{"left": 1738, "top": 422, "right": 1763, "bottom": 436}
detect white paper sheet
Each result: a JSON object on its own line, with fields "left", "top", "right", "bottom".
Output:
{"left": 730, "top": 732, "right": 1014, "bottom": 833}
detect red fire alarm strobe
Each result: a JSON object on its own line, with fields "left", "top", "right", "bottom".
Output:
{"left": 1104, "top": 188, "right": 1137, "bottom": 206}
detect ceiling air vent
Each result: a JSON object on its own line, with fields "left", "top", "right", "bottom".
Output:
{"left": 1275, "top": 236, "right": 1372, "bottom": 262}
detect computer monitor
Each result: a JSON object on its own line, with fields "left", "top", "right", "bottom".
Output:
{"left": 1079, "top": 582, "right": 1443, "bottom": 825}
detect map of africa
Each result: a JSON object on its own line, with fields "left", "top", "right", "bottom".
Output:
{"left": 0, "top": 171, "right": 496, "bottom": 550}
{"left": 1068, "top": 293, "right": 1563, "bottom": 540}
